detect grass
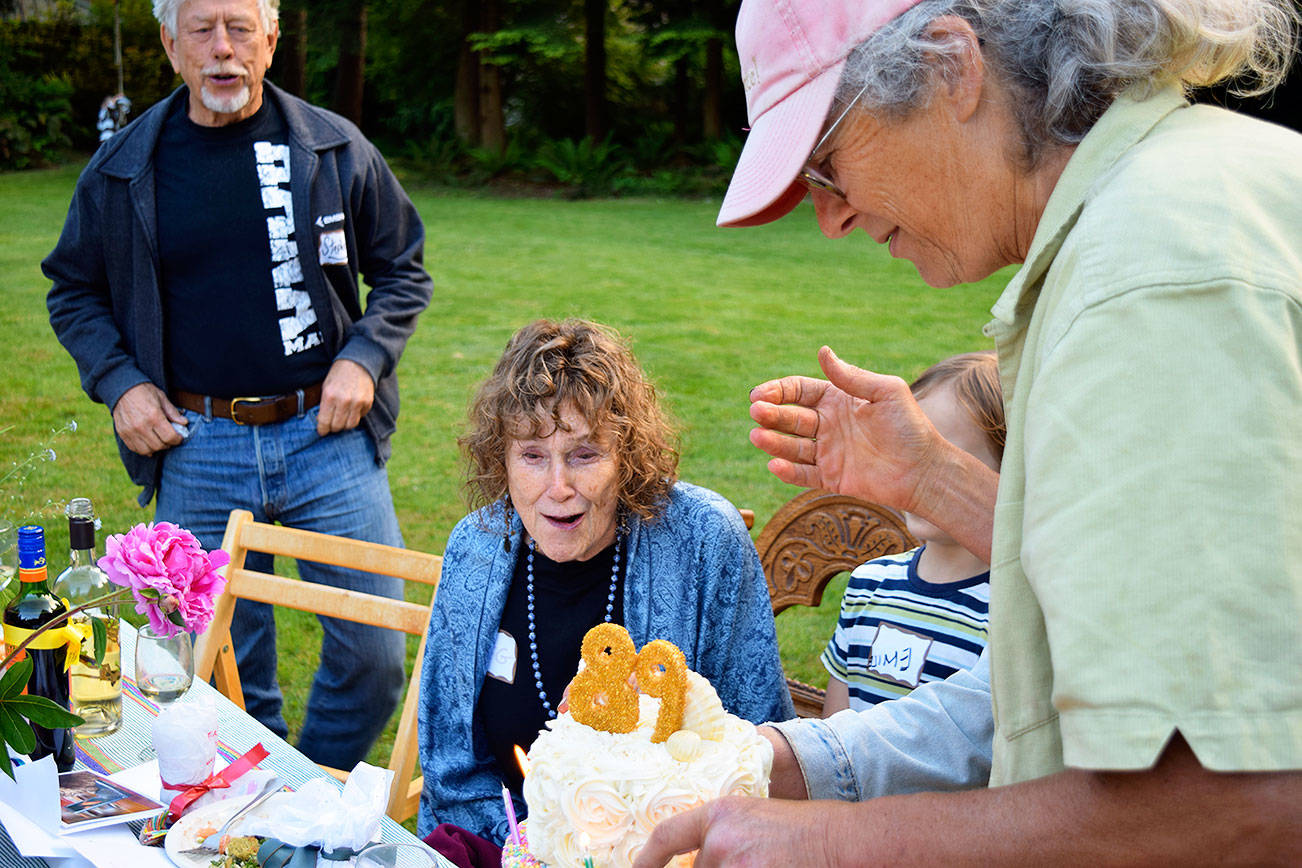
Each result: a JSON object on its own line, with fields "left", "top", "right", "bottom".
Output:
{"left": 0, "top": 159, "right": 1012, "bottom": 788}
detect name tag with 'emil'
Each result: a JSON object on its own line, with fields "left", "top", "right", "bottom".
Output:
{"left": 867, "top": 623, "right": 933, "bottom": 688}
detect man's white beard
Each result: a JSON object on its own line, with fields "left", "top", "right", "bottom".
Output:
{"left": 201, "top": 84, "right": 251, "bottom": 115}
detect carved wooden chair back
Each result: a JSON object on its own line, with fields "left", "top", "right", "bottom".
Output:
{"left": 754, "top": 489, "right": 917, "bottom": 717}
{"left": 194, "top": 509, "right": 442, "bottom": 822}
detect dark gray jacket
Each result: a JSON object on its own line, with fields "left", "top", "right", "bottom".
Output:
{"left": 44, "top": 83, "right": 433, "bottom": 504}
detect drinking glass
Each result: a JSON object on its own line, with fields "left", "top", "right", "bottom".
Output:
{"left": 134, "top": 624, "right": 194, "bottom": 706}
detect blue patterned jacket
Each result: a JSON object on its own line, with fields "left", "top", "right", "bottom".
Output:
{"left": 416, "top": 481, "right": 795, "bottom": 841}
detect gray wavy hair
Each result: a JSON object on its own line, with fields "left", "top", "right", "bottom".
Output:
{"left": 838, "top": 0, "right": 1299, "bottom": 164}
{"left": 153, "top": 0, "right": 280, "bottom": 38}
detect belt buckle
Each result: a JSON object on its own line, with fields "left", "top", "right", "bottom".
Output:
{"left": 228, "top": 396, "right": 264, "bottom": 425}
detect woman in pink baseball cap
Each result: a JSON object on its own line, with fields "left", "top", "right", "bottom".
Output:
{"left": 634, "top": 0, "right": 1302, "bottom": 865}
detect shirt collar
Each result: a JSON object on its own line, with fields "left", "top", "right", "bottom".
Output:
{"left": 987, "top": 85, "right": 1188, "bottom": 329}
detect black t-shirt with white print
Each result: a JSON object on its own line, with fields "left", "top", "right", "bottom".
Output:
{"left": 155, "top": 96, "right": 330, "bottom": 397}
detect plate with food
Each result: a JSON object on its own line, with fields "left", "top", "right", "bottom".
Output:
{"left": 163, "top": 792, "right": 281, "bottom": 868}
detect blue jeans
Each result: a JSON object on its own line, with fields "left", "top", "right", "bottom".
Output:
{"left": 156, "top": 406, "right": 406, "bottom": 770}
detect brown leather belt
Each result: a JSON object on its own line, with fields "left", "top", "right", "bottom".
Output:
{"left": 171, "top": 382, "right": 323, "bottom": 426}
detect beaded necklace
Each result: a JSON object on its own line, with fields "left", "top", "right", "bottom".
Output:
{"left": 525, "top": 534, "right": 621, "bottom": 718}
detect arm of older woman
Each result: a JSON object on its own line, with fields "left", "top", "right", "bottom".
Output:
{"left": 748, "top": 346, "right": 998, "bottom": 560}
{"left": 633, "top": 739, "right": 1302, "bottom": 867}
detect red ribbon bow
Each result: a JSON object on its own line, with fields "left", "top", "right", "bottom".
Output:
{"left": 165, "top": 742, "right": 270, "bottom": 823}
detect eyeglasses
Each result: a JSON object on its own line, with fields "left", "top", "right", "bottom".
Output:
{"left": 798, "top": 83, "right": 870, "bottom": 200}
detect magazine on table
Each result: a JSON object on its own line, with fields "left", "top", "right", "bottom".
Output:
{"left": 58, "top": 769, "right": 164, "bottom": 832}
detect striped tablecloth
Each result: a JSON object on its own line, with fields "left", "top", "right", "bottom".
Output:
{"left": 0, "top": 622, "right": 450, "bottom": 868}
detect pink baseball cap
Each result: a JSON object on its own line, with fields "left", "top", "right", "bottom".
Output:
{"left": 717, "top": 0, "right": 925, "bottom": 228}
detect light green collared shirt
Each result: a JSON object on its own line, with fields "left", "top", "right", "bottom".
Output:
{"left": 984, "top": 86, "right": 1302, "bottom": 784}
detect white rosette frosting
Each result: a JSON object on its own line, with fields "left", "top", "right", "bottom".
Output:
{"left": 520, "top": 667, "right": 772, "bottom": 868}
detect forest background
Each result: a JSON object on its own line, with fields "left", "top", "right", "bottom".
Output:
{"left": 2, "top": 0, "right": 762, "bottom": 192}
{"left": 2, "top": 0, "right": 1298, "bottom": 178}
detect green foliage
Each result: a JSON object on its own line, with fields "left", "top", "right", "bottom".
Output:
{"left": 466, "top": 139, "right": 532, "bottom": 182}
{"left": 0, "top": 658, "right": 85, "bottom": 780}
{"left": 0, "top": 61, "right": 73, "bottom": 170}
{"left": 690, "top": 134, "right": 745, "bottom": 172}
{"left": 0, "top": 2, "right": 177, "bottom": 157}
{"left": 470, "top": 24, "right": 581, "bottom": 67}
{"left": 627, "top": 122, "right": 677, "bottom": 171}
{"left": 396, "top": 103, "right": 464, "bottom": 178}
{"left": 533, "top": 136, "right": 629, "bottom": 197}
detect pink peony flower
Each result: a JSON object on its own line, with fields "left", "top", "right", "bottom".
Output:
{"left": 98, "top": 522, "right": 229, "bottom": 636}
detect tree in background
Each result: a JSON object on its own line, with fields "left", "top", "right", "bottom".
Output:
{"left": 6, "top": 0, "right": 755, "bottom": 184}
{"left": 277, "top": 0, "right": 307, "bottom": 97}
{"left": 454, "top": 0, "right": 505, "bottom": 153}
{"left": 333, "top": 0, "right": 367, "bottom": 125}
{"left": 584, "top": 0, "right": 606, "bottom": 141}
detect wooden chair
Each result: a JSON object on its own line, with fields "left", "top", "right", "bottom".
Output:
{"left": 754, "top": 489, "right": 917, "bottom": 718}
{"left": 194, "top": 509, "right": 442, "bottom": 822}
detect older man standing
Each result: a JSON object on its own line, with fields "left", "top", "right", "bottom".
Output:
{"left": 44, "top": 0, "right": 433, "bottom": 770}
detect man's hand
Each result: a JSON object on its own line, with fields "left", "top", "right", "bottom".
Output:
{"left": 112, "top": 383, "right": 186, "bottom": 456}
{"left": 748, "top": 346, "right": 940, "bottom": 513}
{"left": 317, "top": 359, "right": 375, "bottom": 435}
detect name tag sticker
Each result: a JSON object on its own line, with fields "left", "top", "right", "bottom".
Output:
{"left": 487, "top": 630, "right": 517, "bottom": 684}
{"left": 318, "top": 228, "right": 348, "bottom": 265}
{"left": 866, "top": 623, "right": 933, "bottom": 688}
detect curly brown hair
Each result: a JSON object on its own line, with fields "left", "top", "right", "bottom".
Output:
{"left": 909, "top": 350, "right": 1006, "bottom": 463}
{"left": 460, "top": 319, "right": 680, "bottom": 521}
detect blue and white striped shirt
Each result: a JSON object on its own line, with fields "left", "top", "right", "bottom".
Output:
{"left": 821, "top": 547, "right": 989, "bottom": 709}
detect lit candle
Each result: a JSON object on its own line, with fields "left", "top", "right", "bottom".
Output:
{"left": 579, "top": 832, "right": 595, "bottom": 868}
{"left": 514, "top": 743, "right": 531, "bottom": 778}
{"left": 501, "top": 783, "right": 520, "bottom": 847}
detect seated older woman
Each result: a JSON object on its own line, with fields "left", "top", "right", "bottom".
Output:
{"left": 416, "top": 318, "right": 794, "bottom": 843}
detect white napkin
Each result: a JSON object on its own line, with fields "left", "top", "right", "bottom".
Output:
{"left": 237, "top": 763, "right": 393, "bottom": 859}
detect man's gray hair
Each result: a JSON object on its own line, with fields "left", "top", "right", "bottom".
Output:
{"left": 837, "top": 0, "right": 1299, "bottom": 164}
{"left": 153, "top": 0, "right": 280, "bottom": 38}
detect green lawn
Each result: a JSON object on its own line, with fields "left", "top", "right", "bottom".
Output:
{"left": 0, "top": 159, "right": 1011, "bottom": 780}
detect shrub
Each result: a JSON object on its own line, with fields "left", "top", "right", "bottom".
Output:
{"left": 465, "top": 139, "right": 532, "bottom": 183}
{"left": 0, "top": 68, "right": 74, "bottom": 170}
{"left": 532, "top": 136, "right": 628, "bottom": 198}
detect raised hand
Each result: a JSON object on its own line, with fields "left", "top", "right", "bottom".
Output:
{"left": 112, "top": 382, "right": 187, "bottom": 456}
{"left": 317, "top": 358, "right": 375, "bottom": 435}
{"left": 748, "top": 346, "right": 939, "bottom": 513}
{"left": 749, "top": 346, "right": 998, "bottom": 561}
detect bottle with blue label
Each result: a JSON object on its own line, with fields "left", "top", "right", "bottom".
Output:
{"left": 2, "top": 525, "right": 76, "bottom": 770}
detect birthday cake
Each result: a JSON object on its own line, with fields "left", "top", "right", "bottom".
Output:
{"left": 506, "top": 624, "right": 772, "bottom": 868}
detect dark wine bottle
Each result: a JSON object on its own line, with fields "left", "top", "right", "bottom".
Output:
{"left": 2, "top": 525, "right": 76, "bottom": 771}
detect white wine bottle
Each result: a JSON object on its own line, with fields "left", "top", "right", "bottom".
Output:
{"left": 53, "top": 498, "right": 122, "bottom": 737}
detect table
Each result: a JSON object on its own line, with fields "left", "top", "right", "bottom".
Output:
{"left": 0, "top": 623, "right": 450, "bottom": 868}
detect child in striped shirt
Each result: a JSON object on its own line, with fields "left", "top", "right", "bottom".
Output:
{"left": 821, "top": 351, "right": 1005, "bottom": 714}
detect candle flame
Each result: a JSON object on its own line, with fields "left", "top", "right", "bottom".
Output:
{"left": 514, "top": 744, "right": 530, "bottom": 777}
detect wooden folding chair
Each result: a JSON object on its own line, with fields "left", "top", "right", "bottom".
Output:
{"left": 194, "top": 509, "right": 442, "bottom": 822}
{"left": 754, "top": 489, "right": 916, "bottom": 718}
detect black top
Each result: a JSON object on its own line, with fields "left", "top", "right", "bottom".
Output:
{"left": 155, "top": 97, "right": 329, "bottom": 397}
{"left": 478, "top": 539, "right": 626, "bottom": 796}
